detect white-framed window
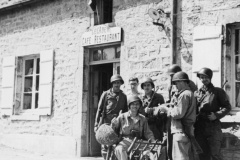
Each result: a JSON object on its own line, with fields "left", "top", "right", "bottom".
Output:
{"left": 21, "top": 56, "right": 40, "bottom": 111}
{"left": 231, "top": 26, "right": 240, "bottom": 112}
{"left": 0, "top": 50, "right": 54, "bottom": 120}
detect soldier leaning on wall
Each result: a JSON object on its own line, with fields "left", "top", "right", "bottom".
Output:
{"left": 94, "top": 74, "right": 128, "bottom": 160}
{"left": 194, "top": 68, "right": 231, "bottom": 160}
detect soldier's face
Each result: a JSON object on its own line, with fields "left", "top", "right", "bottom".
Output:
{"left": 112, "top": 80, "right": 122, "bottom": 92}
{"left": 143, "top": 83, "right": 153, "bottom": 94}
{"left": 130, "top": 101, "right": 141, "bottom": 113}
{"left": 129, "top": 80, "right": 139, "bottom": 91}
{"left": 175, "top": 81, "right": 184, "bottom": 90}
{"left": 199, "top": 74, "right": 211, "bottom": 86}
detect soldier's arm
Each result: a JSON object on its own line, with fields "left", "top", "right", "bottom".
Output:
{"left": 169, "top": 93, "right": 190, "bottom": 119}
{"left": 215, "top": 88, "right": 231, "bottom": 119}
{"left": 94, "top": 92, "right": 106, "bottom": 128}
{"left": 111, "top": 114, "right": 122, "bottom": 132}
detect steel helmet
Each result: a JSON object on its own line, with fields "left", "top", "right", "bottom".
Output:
{"left": 110, "top": 74, "right": 124, "bottom": 84}
{"left": 197, "top": 67, "right": 213, "bottom": 79}
{"left": 140, "top": 77, "right": 155, "bottom": 89}
{"left": 172, "top": 71, "right": 190, "bottom": 83}
{"left": 127, "top": 95, "right": 142, "bottom": 108}
{"left": 168, "top": 64, "right": 182, "bottom": 76}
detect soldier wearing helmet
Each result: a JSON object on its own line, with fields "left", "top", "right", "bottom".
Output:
{"left": 111, "top": 95, "right": 155, "bottom": 160}
{"left": 167, "top": 64, "right": 198, "bottom": 103}
{"left": 194, "top": 67, "right": 231, "bottom": 160}
{"left": 139, "top": 77, "right": 165, "bottom": 141}
{"left": 158, "top": 71, "right": 198, "bottom": 160}
{"left": 94, "top": 74, "right": 128, "bottom": 159}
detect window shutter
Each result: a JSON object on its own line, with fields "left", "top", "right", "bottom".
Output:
{"left": 38, "top": 49, "right": 54, "bottom": 115}
{"left": 192, "top": 25, "right": 222, "bottom": 88}
{"left": 1, "top": 56, "right": 16, "bottom": 116}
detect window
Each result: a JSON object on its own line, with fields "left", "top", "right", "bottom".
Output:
{"left": 88, "top": 0, "right": 113, "bottom": 25}
{"left": 22, "top": 56, "right": 40, "bottom": 110}
{"left": 90, "top": 45, "right": 120, "bottom": 63}
{"left": 233, "top": 28, "right": 240, "bottom": 109}
{"left": 0, "top": 50, "right": 54, "bottom": 119}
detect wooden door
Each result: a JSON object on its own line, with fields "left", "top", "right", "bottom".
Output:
{"left": 89, "top": 63, "right": 113, "bottom": 156}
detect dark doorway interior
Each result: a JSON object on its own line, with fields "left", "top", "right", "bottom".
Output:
{"left": 89, "top": 63, "right": 113, "bottom": 156}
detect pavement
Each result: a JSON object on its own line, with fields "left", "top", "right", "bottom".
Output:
{"left": 0, "top": 145, "right": 103, "bottom": 160}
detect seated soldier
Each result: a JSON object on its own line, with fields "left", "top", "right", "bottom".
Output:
{"left": 111, "top": 95, "right": 155, "bottom": 160}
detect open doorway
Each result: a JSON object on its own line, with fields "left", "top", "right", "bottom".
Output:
{"left": 89, "top": 63, "right": 113, "bottom": 156}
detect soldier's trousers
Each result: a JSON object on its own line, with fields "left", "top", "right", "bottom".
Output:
{"left": 194, "top": 120, "right": 223, "bottom": 160}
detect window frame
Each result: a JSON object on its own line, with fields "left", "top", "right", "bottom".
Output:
{"left": 20, "top": 55, "right": 40, "bottom": 114}
{"left": 230, "top": 25, "right": 240, "bottom": 113}
{"left": 89, "top": 44, "right": 120, "bottom": 65}
{"left": 94, "top": 0, "right": 113, "bottom": 25}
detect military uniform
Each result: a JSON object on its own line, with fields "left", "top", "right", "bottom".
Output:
{"left": 112, "top": 111, "right": 155, "bottom": 160}
{"left": 194, "top": 83, "right": 231, "bottom": 160}
{"left": 95, "top": 88, "right": 128, "bottom": 158}
{"left": 168, "top": 87, "right": 196, "bottom": 160}
{"left": 140, "top": 92, "right": 165, "bottom": 141}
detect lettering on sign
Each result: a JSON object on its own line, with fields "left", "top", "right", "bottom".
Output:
{"left": 82, "top": 25, "right": 122, "bottom": 46}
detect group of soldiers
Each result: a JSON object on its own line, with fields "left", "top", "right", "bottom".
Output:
{"left": 94, "top": 64, "right": 231, "bottom": 160}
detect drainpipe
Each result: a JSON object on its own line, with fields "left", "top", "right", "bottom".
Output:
{"left": 171, "top": 0, "right": 177, "bottom": 64}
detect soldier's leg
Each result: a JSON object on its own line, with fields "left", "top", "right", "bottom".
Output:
{"left": 114, "top": 140, "right": 131, "bottom": 160}
{"left": 167, "top": 132, "right": 173, "bottom": 160}
{"left": 172, "top": 133, "right": 191, "bottom": 160}
{"left": 208, "top": 126, "right": 223, "bottom": 160}
{"left": 194, "top": 129, "right": 211, "bottom": 160}
{"left": 101, "top": 145, "right": 108, "bottom": 159}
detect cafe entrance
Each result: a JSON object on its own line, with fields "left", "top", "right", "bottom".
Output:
{"left": 88, "top": 44, "right": 120, "bottom": 156}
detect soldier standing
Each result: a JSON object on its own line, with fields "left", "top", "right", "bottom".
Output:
{"left": 140, "top": 77, "right": 165, "bottom": 141}
{"left": 126, "top": 77, "right": 141, "bottom": 98}
{"left": 94, "top": 74, "right": 128, "bottom": 159}
{"left": 194, "top": 68, "right": 231, "bottom": 160}
{"left": 158, "top": 72, "right": 198, "bottom": 160}
{"left": 166, "top": 64, "right": 198, "bottom": 160}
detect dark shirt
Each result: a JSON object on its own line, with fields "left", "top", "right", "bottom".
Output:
{"left": 94, "top": 89, "right": 128, "bottom": 128}
{"left": 194, "top": 83, "right": 231, "bottom": 120}
{"left": 140, "top": 91, "right": 166, "bottom": 140}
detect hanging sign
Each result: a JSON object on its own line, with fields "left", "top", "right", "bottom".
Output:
{"left": 82, "top": 25, "right": 122, "bottom": 46}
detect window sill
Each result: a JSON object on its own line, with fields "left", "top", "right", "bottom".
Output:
{"left": 11, "top": 114, "right": 40, "bottom": 121}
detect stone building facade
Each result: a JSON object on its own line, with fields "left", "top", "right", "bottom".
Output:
{"left": 0, "top": 0, "right": 240, "bottom": 159}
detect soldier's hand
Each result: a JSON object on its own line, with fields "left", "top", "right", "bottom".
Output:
{"left": 145, "top": 107, "right": 153, "bottom": 115}
{"left": 94, "top": 126, "right": 98, "bottom": 133}
{"left": 158, "top": 104, "right": 169, "bottom": 113}
{"left": 111, "top": 117, "right": 117, "bottom": 128}
{"left": 208, "top": 112, "right": 217, "bottom": 121}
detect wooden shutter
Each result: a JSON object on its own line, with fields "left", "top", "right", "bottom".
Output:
{"left": 192, "top": 25, "right": 222, "bottom": 88}
{"left": 1, "top": 56, "right": 16, "bottom": 116}
{"left": 38, "top": 50, "right": 54, "bottom": 115}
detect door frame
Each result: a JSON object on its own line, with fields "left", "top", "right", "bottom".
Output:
{"left": 86, "top": 43, "right": 121, "bottom": 156}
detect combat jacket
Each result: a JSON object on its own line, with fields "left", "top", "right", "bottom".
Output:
{"left": 194, "top": 83, "right": 231, "bottom": 121}
{"left": 112, "top": 111, "right": 155, "bottom": 141}
{"left": 140, "top": 91, "right": 166, "bottom": 140}
{"left": 95, "top": 89, "right": 128, "bottom": 128}
{"left": 168, "top": 87, "right": 196, "bottom": 133}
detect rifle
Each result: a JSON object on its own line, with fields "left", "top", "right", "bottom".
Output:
{"left": 147, "top": 87, "right": 159, "bottom": 108}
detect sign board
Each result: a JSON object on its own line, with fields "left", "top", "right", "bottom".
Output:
{"left": 82, "top": 25, "right": 121, "bottom": 46}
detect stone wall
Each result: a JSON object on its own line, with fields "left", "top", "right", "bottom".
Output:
{"left": 0, "top": 0, "right": 89, "bottom": 156}
{"left": 114, "top": 0, "right": 172, "bottom": 98}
